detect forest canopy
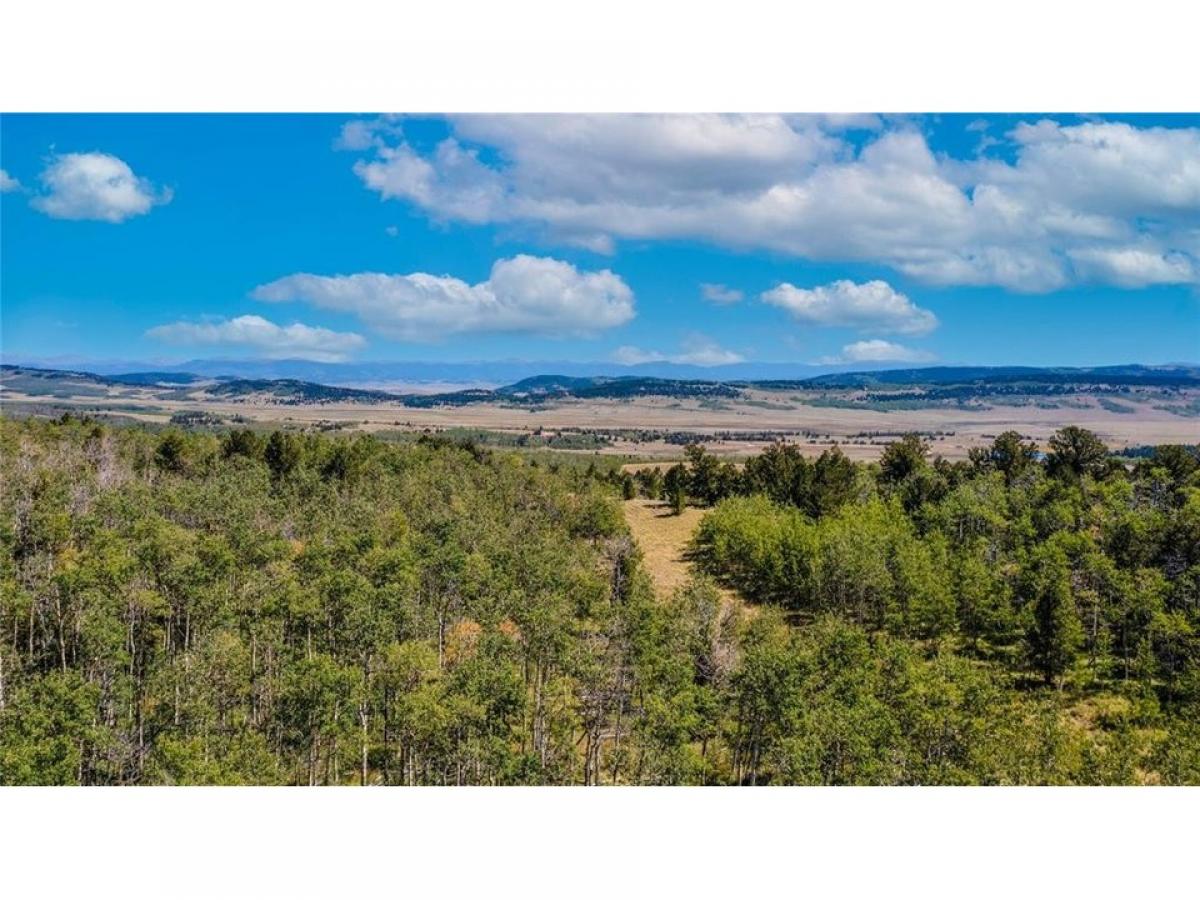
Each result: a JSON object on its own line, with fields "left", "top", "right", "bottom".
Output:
{"left": 2, "top": 417, "right": 1198, "bottom": 785}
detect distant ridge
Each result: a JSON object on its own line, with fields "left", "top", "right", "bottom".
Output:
{"left": 4, "top": 362, "right": 1199, "bottom": 409}
{"left": 1, "top": 356, "right": 918, "bottom": 385}
{"left": 781, "top": 364, "right": 1200, "bottom": 389}
{"left": 205, "top": 379, "right": 401, "bottom": 403}
{"left": 6, "top": 356, "right": 1199, "bottom": 390}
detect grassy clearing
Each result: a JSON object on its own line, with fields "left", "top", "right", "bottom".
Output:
{"left": 622, "top": 497, "right": 708, "bottom": 598}
{"left": 622, "top": 498, "right": 746, "bottom": 620}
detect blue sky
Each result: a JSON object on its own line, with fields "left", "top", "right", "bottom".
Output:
{"left": 2, "top": 113, "right": 1198, "bottom": 369}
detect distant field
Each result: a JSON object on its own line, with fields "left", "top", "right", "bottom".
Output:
{"left": 3, "top": 364, "right": 1197, "bottom": 461}
{"left": 5, "top": 387, "right": 1196, "bottom": 460}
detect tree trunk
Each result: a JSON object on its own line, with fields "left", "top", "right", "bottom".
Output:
{"left": 359, "top": 703, "right": 369, "bottom": 786}
{"left": 437, "top": 610, "right": 446, "bottom": 669}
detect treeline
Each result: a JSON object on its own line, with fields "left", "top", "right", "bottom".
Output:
{"left": 625, "top": 442, "right": 862, "bottom": 515}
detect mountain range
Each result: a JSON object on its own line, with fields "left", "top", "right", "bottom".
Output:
{"left": 3, "top": 362, "right": 1198, "bottom": 408}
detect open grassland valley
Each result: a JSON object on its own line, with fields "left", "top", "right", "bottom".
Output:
{"left": 2, "top": 414, "right": 1199, "bottom": 785}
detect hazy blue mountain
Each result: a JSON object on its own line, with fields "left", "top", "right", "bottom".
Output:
{"left": 6, "top": 362, "right": 1198, "bottom": 408}
{"left": 3, "top": 355, "right": 901, "bottom": 385}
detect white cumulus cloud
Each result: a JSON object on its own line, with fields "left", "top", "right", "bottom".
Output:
{"left": 252, "top": 254, "right": 635, "bottom": 342}
{"left": 146, "top": 315, "right": 366, "bottom": 362}
{"left": 762, "top": 279, "right": 938, "bottom": 335}
{"left": 344, "top": 115, "right": 1200, "bottom": 292}
{"left": 819, "top": 339, "right": 936, "bottom": 364}
{"left": 0, "top": 169, "right": 20, "bottom": 192}
{"left": 1066, "top": 246, "right": 1196, "bottom": 287}
{"left": 612, "top": 335, "right": 744, "bottom": 367}
{"left": 700, "top": 283, "right": 744, "bottom": 305}
{"left": 31, "top": 152, "right": 170, "bottom": 222}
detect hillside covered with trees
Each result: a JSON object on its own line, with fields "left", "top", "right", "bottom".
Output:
{"left": 2, "top": 416, "right": 1198, "bottom": 784}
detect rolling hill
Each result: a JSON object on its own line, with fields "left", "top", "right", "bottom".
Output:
{"left": 4, "top": 363, "right": 1199, "bottom": 411}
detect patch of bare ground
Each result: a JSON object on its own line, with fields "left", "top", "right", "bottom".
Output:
{"left": 622, "top": 497, "right": 707, "bottom": 598}
{"left": 621, "top": 497, "right": 749, "bottom": 615}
